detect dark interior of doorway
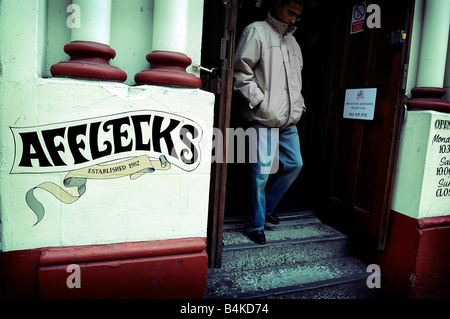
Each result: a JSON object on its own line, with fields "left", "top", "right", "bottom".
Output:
{"left": 201, "top": 0, "right": 337, "bottom": 219}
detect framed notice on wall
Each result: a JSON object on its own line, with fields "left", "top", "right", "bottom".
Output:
{"left": 343, "top": 88, "right": 377, "bottom": 120}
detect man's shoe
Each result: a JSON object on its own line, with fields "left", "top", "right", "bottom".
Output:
{"left": 244, "top": 229, "right": 266, "bottom": 245}
{"left": 265, "top": 214, "right": 280, "bottom": 225}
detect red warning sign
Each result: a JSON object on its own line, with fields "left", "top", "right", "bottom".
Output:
{"left": 351, "top": 2, "right": 366, "bottom": 34}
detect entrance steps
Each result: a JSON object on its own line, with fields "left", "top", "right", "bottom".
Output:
{"left": 205, "top": 211, "right": 379, "bottom": 299}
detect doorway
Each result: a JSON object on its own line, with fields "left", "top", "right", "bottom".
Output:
{"left": 202, "top": 0, "right": 413, "bottom": 267}
{"left": 204, "top": 0, "right": 335, "bottom": 214}
{"left": 202, "top": 0, "right": 338, "bottom": 267}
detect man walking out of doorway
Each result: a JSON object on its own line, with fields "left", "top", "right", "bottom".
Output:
{"left": 233, "top": 0, "right": 306, "bottom": 244}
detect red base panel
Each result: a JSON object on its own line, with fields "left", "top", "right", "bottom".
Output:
{"left": 1, "top": 237, "right": 207, "bottom": 299}
{"left": 378, "top": 212, "right": 450, "bottom": 298}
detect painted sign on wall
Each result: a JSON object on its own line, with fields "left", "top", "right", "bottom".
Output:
{"left": 428, "top": 118, "right": 450, "bottom": 200}
{"left": 10, "top": 110, "right": 203, "bottom": 225}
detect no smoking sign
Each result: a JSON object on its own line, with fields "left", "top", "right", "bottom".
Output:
{"left": 351, "top": 2, "right": 366, "bottom": 34}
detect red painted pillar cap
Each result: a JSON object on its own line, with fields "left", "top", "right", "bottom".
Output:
{"left": 134, "top": 50, "right": 202, "bottom": 88}
{"left": 407, "top": 87, "right": 450, "bottom": 113}
{"left": 50, "top": 41, "right": 127, "bottom": 82}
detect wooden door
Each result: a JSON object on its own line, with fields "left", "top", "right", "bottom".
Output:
{"left": 321, "top": 0, "right": 413, "bottom": 249}
{"left": 203, "top": 0, "right": 238, "bottom": 268}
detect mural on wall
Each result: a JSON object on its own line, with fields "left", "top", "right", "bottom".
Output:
{"left": 10, "top": 110, "right": 203, "bottom": 225}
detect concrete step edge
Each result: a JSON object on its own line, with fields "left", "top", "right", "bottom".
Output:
{"left": 224, "top": 217, "right": 322, "bottom": 231}
{"left": 224, "top": 211, "right": 317, "bottom": 225}
{"left": 211, "top": 273, "right": 370, "bottom": 299}
{"left": 205, "top": 257, "right": 371, "bottom": 299}
{"left": 223, "top": 233, "right": 348, "bottom": 252}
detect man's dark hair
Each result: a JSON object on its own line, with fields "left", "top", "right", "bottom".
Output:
{"left": 266, "top": 0, "right": 306, "bottom": 12}
{"left": 279, "top": 0, "right": 306, "bottom": 7}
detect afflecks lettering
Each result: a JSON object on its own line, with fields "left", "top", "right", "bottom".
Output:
{"left": 10, "top": 110, "right": 202, "bottom": 173}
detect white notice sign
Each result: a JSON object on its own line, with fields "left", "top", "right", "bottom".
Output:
{"left": 343, "top": 88, "right": 377, "bottom": 120}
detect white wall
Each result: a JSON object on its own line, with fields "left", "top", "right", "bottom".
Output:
{"left": 0, "top": 0, "right": 214, "bottom": 252}
{"left": 391, "top": 111, "right": 450, "bottom": 219}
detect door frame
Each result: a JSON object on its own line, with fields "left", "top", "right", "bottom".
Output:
{"left": 207, "top": 0, "right": 238, "bottom": 268}
{"left": 377, "top": 0, "right": 414, "bottom": 249}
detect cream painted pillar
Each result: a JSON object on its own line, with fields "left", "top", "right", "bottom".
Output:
{"left": 70, "top": 0, "right": 112, "bottom": 45}
{"left": 408, "top": 0, "right": 450, "bottom": 112}
{"left": 416, "top": 0, "right": 450, "bottom": 88}
{"left": 51, "top": 0, "right": 126, "bottom": 82}
{"left": 134, "top": 0, "right": 201, "bottom": 88}
{"left": 444, "top": 35, "right": 450, "bottom": 102}
{"left": 152, "top": 0, "right": 188, "bottom": 54}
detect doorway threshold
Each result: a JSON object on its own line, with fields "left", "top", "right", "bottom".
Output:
{"left": 206, "top": 211, "right": 378, "bottom": 299}
{"left": 223, "top": 210, "right": 317, "bottom": 231}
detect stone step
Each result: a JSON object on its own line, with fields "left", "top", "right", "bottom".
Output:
{"left": 219, "top": 214, "right": 351, "bottom": 272}
{"left": 205, "top": 256, "right": 377, "bottom": 299}
{"left": 223, "top": 211, "right": 318, "bottom": 231}
{"left": 205, "top": 211, "right": 379, "bottom": 299}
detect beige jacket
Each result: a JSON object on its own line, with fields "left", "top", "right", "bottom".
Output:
{"left": 233, "top": 13, "right": 306, "bottom": 128}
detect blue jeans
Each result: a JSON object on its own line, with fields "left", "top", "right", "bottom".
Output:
{"left": 246, "top": 122, "right": 303, "bottom": 232}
